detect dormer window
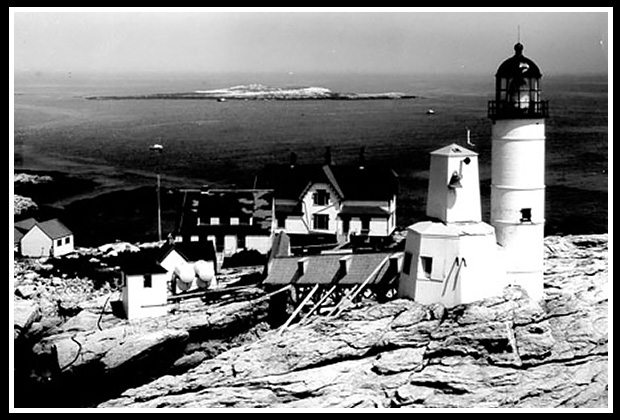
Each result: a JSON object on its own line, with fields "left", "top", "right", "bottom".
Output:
{"left": 313, "top": 189, "right": 329, "bottom": 206}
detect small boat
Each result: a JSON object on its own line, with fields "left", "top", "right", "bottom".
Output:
{"left": 149, "top": 144, "right": 164, "bottom": 152}
{"left": 426, "top": 109, "right": 435, "bottom": 115}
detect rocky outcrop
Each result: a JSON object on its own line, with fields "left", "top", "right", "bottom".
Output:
{"left": 101, "top": 234, "right": 608, "bottom": 409}
{"left": 14, "top": 173, "right": 53, "bottom": 185}
{"left": 14, "top": 194, "right": 38, "bottom": 216}
{"left": 86, "top": 84, "right": 416, "bottom": 101}
{"left": 14, "top": 299, "right": 41, "bottom": 339}
{"left": 15, "top": 287, "right": 270, "bottom": 407}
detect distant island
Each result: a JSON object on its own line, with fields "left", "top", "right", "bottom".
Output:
{"left": 85, "top": 84, "right": 416, "bottom": 101}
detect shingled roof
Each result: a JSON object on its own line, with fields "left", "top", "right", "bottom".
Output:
{"left": 258, "top": 164, "right": 398, "bottom": 202}
{"left": 263, "top": 251, "right": 402, "bottom": 286}
{"left": 37, "top": 219, "right": 72, "bottom": 239}
{"left": 14, "top": 218, "right": 72, "bottom": 240}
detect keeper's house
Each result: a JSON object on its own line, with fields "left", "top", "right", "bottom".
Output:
{"left": 258, "top": 149, "right": 398, "bottom": 246}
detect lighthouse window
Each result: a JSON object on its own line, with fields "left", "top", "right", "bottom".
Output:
{"left": 143, "top": 274, "right": 152, "bottom": 288}
{"left": 420, "top": 256, "right": 433, "bottom": 279}
{"left": 520, "top": 208, "right": 532, "bottom": 223}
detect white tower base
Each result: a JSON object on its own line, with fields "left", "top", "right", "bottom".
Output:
{"left": 491, "top": 118, "right": 545, "bottom": 301}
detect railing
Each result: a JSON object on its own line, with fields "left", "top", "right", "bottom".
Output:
{"left": 488, "top": 100, "right": 549, "bottom": 120}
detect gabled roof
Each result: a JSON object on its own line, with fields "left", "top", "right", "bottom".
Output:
{"left": 263, "top": 251, "right": 401, "bottom": 286}
{"left": 36, "top": 219, "right": 72, "bottom": 239}
{"left": 17, "top": 218, "right": 72, "bottom": 240}
{"left": 259, "top": 163, "right": 398, "bottom": 202}
{"left": 14, "top": 218, "right": 38, "bottom": 233}
{"left": 260, "top": 164, "right": 330, "bottom": 201}
{"left": 14, "top": 227, "right": 25, "bottom": 244}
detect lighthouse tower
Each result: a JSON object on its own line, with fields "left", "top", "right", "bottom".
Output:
{"left": 488, "top": 43, "right": 549, "bottom": 300}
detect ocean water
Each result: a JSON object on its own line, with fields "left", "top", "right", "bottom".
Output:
{"left": 13, "top": 71, "right": 608, "bottom": 244}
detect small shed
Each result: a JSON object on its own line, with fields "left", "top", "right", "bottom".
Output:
{"left": 19, "top": 218, "right": 74, "bottom": 258}
{"left": 120, "top": 255, "right": 169, "bottom": 320}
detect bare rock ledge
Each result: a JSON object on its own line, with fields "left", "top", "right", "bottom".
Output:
{"left": 100, "top": 234, "right": 608, "bottom": 409}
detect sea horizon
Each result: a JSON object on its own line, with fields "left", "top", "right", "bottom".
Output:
{"left": 12, "top": 70, "right": 608, "bottom": 245}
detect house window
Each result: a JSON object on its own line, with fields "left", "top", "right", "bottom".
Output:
{"left": 420, "top": 256, "right": 433, "bottom": 279}
{"left": 231, "top": 217, "right": 239, "bottom": 226}
{"left": 520, "top": 208, "right": 532, "bottom": 223}
{"left": 313, "top": 214, "right": 329, "bottom": 230}
{"left": 56, "top": 239, "right": 62, "bottom": 247}
{"left": 313, "top": 189, "right": 329, "bottom": 206}
{"left": 277, "top": 216, "right": 286, "bottom": 229}
{"left": 403, "top": 251, "right": 413, "bottom": 275}
{"left": 65, "top": 237, "right": 71, "bottom": 245}
{"left": 144, "top": 274, "right": 152, "bottom": 288}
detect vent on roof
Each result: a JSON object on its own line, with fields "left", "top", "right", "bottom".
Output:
{"left": 339, "top": 255, "right": 352, "bottom": 275}
{"left": 298, "top": 257, "right": 309, "bottom": 275}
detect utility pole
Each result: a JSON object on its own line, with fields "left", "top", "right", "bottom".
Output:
{"left": 150, "top": 143, "right": 164, "bottom": 241}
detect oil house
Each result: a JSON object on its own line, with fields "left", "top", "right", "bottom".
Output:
{"left": 397, "top": 144, "right": 507, "bottom": 307}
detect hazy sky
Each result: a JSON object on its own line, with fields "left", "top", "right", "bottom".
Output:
{"left": 12, "top": 9, "right": 609, "bottom": 75}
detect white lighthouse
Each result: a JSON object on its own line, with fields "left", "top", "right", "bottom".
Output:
{"left": 488, "top": 43, "right": 548, "bottom": 300}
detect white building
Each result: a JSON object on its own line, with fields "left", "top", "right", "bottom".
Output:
{"left": 259, "top": 149, "right": 398, "bottom": 246}
{"left": 488, "top": 42, "right": 548, "bottom": 301}
{"left": 17, "top": 218, "right": 74, "bottom": 258}
{"left": 121, "top": 258, "right": 169, "bottom": 320}
{"left": 398, "top": 144, "right": 507, "bottom": 307}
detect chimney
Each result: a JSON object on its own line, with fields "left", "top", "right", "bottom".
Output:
{"left": 289, "top": 152, "right": 297, "bottom": 169}
{"left": 339, "top": 255, "right": 352, "bottom": 275}
{"left": 324, "top": 146, "right": 332, "bottom": 166}
{"left": 389, "top": 253, "right": 402, "bottom": 273}
{"left": 297, "top": 257, "right": 309, "bottom": 275}
{"left": 358, "top": 146, "right": 366, "bottom": 170}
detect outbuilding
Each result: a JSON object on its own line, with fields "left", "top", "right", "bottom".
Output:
{"left": 120, "top": 255, "right": 169, "bottom": 320}
{"left": 18, "top": 218, "right": 74, "bottom": 258}
{"left": 397, "top": 144, "right": 507, "bottom": 307}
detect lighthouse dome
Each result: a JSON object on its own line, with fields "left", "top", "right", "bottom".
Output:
{"left": 495, "top": 43, "right": 542, "bottom": 79}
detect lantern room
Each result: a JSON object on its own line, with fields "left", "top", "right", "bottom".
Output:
{"left": 488, "top": 43, "right": 548, "bottom": 120}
